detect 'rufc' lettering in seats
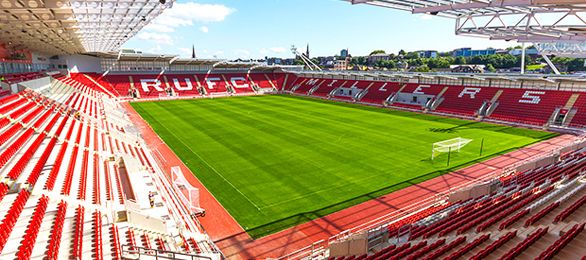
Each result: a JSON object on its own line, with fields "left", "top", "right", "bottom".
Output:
{"left": 172, "top": 78, "right": 194, "bottom": 91}
{"left": 379, "top": 83, "right": 388, "bottom": 91}
{"left": 305, "top": 78, "right": 320, "bottom": 86}
{"left": 205, "top": 77, "right": 221, "bottom": 89}
{"left": 140, "top": 79, "right": 164, "bottom": 92}
{"left": 413, "top": 85, "right": 430, "bottom": 94}
{"left": 140, "top": 77, "right": 252, "bottom": 92}
{"left": 230, "top": 77, "right": 250, "bottom": 89}
{"left": 519, "top": 91, "right": 545, "bottom": 104}
{"left": 458, "top": 88, "right": 481, "bottom": 99}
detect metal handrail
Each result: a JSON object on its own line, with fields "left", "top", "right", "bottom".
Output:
{"left": 280, "top": 135, "right": 586, "bottom": 259}
{"left": 121, "top": 245, "right": 213, "bottom": 260}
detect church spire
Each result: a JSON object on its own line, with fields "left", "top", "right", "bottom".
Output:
{"left": 192, "top": 44, "right": 196, "bottom": 59}
{"left": 305, "top": 43, "right": 310, "bottom": 59}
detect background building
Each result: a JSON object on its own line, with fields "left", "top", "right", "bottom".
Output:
{"left": 417, "top": 50, "right": 438, "bottom": 58}
{"left": 453, "top": 48, "right": 497, "bottom": 57}
{"left": 367, "top": 53, "right": 391, "bottom": 65}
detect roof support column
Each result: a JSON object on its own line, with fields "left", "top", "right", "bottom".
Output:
{"left": 521, "top": 42, "right": 526, "bottom": 74}
{"left": 541, "top": 54, "right": 561, "bottom": 75}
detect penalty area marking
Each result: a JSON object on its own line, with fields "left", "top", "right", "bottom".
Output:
{"left": 152, "top": 117, "right": 262, "bottom": 211}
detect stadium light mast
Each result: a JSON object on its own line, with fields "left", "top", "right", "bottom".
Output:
{"left": 291, "top": 45, "right": 322, "bottom": 71}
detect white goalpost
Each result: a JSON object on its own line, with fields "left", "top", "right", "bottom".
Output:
{"left": 432, "top": 137, "right": 473, "bottom": 160}
{"left": 171, "top": 166, "right": 205, "bottom": 216}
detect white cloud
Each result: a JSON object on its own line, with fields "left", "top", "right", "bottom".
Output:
{"left": 419, "top": 14, "right": 433, "bottom": 20}
{"left": 145, "top": 2, "right": 234, "bottom": 33}
{"left": 269, "top": 47, "right": 287, "bottom": 53}
{"left": 137, "top": 33, "right": 173, "bottom": 45}
{"left": 136, "top": 2, "right": 233, "bottom": 51}
{"left": 144, "top": 23, "right": 175, "bottom": 33}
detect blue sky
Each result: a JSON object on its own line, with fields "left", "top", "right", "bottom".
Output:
{"left": 124, "top": 0, "right": 518, "bottom": 59}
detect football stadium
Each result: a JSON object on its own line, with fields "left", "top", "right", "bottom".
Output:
{"left": 0, "top": 0, "right": 586, "bottom": 259}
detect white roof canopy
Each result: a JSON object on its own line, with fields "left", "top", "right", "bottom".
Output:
{"left": 342, "top": 0, "right": 586, "bottom": 56}
{"left": 291, "top": 70, "right": 586, "bottom": 84}
{"left": 0, "top": 0, "right": 173, "bottom": 54}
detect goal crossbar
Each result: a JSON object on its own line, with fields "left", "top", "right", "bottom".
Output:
{"left": 432, "top": 137, "right": 473, "bottom": 160}
{"left": 171, "top": 166, "right": 204, "bottom": 214}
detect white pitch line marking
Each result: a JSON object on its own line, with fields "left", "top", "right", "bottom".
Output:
{"left": 154, "top": 117, "right": 262, "bottom": 211}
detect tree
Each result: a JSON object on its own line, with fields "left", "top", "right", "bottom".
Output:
{"left": 405, "top": 52, "right": 419, "bottom": 60}
{"left": 375, "top": 60, "right": 386, "bottom": 68}
{"left": 293, "top": 59, "right": 305, "bottom": 66}
{"left": 350, "top": 56, "right": 367, "bottom": 66}
{"left": 567, "top": 58, "right": 585, "bottom": 72}
{"left": 398, "top": 49, "right": 407, "bottom": 56}
{"left": 373, "top": 59, "right": 397, "bottom": 70}
{"left": 552, "top": 57, "right": 586, "bottom": 72}
{"left": 414, "top": 65, "right": 430, "bottom": 72}
{"left": 486, "top": 64, "right": 496, "bottom": 73}
{"left": 455, "top": 56, "right": 466, "bottom": 65}
{"left": 410, "top": 58, "right": 424, "bottom": 67}
{"left": 427, "top": 57, "right": 452, "bottom": 69}
{"left": 370, "top": 50, "right": 386, "bottom": 56}
{"left": 468, "top": 54, "right": 517, "bottom": 69}
{"left": 439, "top": 52, "right": 452, "bottom": 57}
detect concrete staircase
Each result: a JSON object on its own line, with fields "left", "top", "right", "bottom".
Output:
{"left": 428, "top": 87, "right": 449, "bottom": 111}
{"left": 220, "top": 75, "right": 235, "bottom": 94}
{"left": 193, "top": 75, "right": 207, "bottom": 95}
{"left": 484, "top": 90, "right": 504, "bottom": 117}
{"left": 562, "top": 94, "right": 581, "bottom": 126}
{"left": 307, "top": 80, "right": 325, "bottom": 95}
{"left": 384, "top": 84, "right": 407, "bottom": 106}
{"left": 354, "top": 82, "right": 374, "bottom": 102}
{"left": 264, "top": 74, "right": 278, "bottom": 91}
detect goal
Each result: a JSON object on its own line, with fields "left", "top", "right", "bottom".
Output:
{"left": 432, "top": 137, "right": 473, "bottom": 160}
{"left": 171, "top": 166, "right": 204, "bottom": 216}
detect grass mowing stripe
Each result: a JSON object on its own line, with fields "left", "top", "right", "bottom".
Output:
{"left": 181, "top": 99, "right": 369, "bottom": 204}
{"left": 133, "top": 102, "right": 265, "bottom": 212}
{"left": 131, "top": 95, "right": 557, "bottom": 238}
{"left": 150, "top": 110, "right": 262, "bottom": 211}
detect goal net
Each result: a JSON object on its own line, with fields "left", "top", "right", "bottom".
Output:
{"left": 432, "top": 137, "right": 473, "bottom": 160}
{"left": 171, "top": 166, "right": 204, "bottom": 215}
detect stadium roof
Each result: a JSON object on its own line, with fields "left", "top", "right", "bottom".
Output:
{"left": 535, "top": 42, "right": 586, "bottom": 58}
{"left": 292, "top": 70, "right": 586, "bottom": 83}
{"left": 0, "top": 0, "right": 173, "bottom": 54}
{"left": 93, "top": 51, "right": 284, "bottom": 71}
{"left": 343, "top": 0, "right": 586, "bottom": 43}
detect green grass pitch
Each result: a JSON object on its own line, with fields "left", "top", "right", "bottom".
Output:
{"left": 131, "top": 95, "right": 557, "bottom": 238}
